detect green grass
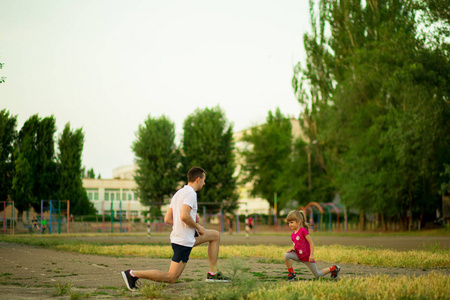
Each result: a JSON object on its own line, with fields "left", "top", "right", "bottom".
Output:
{"left": 52, "top": 280, "right": 72, "bottom": 296}
{"left": 186, "top": 270, "right": 448, "bottom": 300}
{"left": 0, "top": 232, "right": 449, "bottom": 300}
{"left": 1, "top": 234, "right": 449, "bottom": 269}
{"left": 247, "top": 272, "right": 449, "bottom": 300}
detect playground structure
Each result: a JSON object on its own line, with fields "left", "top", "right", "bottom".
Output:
{"left": 39, "top": 200, "right": 70, "bottom": 234}
{"left": 2, "top": 199, "right": 347, "bottom": 234}
{"left": 1, "top": 201, "right": 15, "bottom": 235}
{"left": 1, "top": 200, "right": 71, "bottom": 235}
{"left": 300, "top": 202, "right": 348, "bottom": 232}
{"left": 96, "top": 200, "right": 134, "bottom": 233}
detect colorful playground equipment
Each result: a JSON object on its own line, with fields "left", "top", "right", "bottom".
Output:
{"left": 99, "top": 200, "right": 134, "bottom": 233}
{"left": 1, "top": 201, "right": 15, "bottom": 235}
{"left": 300, "top": 202, "right": 347, "bottom": 232}
{"left": 40, "top": 200, "right": 70, "bottom": 234}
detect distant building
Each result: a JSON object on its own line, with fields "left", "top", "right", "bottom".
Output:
{"left": 82, "top": 166, "right": 148, "bottom": 219}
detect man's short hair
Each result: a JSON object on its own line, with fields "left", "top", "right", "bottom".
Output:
{"left": 187, "top": 167, "right": 206, "bottom": 183}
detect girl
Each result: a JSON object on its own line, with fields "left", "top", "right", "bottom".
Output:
{"left": 284, "top": 210, "right": 340, "bottom": 280}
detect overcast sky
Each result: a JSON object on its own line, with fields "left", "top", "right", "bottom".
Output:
{"left": 1, "top": 0, "right": 311, "bottom": 178}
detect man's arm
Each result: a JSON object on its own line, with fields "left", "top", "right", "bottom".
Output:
{"left": 180, "top": 204, "right": 205, "bottom": 235}
{"left": 164, "top": 207, "right": 173, "bottom": 225}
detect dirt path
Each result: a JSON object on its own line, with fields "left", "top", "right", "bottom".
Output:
{"left": 1, "top": 234, "right": 449, "bottom": 299}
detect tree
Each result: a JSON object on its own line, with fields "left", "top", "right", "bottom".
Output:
{"left": 12, "top": 115, "right": 41, "bottom": 218}
{"left": 132, "top": 115, "right": 180, "bottom": 216}
{"left": 33, "top": 116, "right": 59, "bottom": 212}
{"left": 11, "top": 136, "right": 36, "bottom": 220}
{"left": 57, "top": 124, "right": 95, "bottom": 215}
{"left": 86, "top": 168, "right": 96, "bottom": 179}
{"left": 293, "top": 0, "right": 449, "bottom": 230}
{"left": 239, "top": 108, "right": 293, "bottom": 213}
{"left": 181, "top": 106, "right": 238, "bottom": 213}
{"left": 0, "top": 110, "right": 17, "bottom": 207}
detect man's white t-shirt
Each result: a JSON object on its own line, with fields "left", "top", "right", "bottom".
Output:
{"left": 169, "top": 185, "right": 198, "bottom": 247}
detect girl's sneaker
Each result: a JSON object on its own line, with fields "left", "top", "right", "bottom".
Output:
{"left": 330, "top": 265, "right": 340, "bottom": 278}
{"left": 287, "top": 272, "right": 297, "bottom": 281}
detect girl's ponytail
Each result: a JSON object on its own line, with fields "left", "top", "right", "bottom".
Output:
{"left": 299, "top": 210, "right": 310, "bottom": 231}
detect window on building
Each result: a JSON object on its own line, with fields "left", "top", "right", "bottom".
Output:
{"left": 86, "top": 189, "right": 99, "bottom": 201}
{"left": 104, "top": 189, "right": 120, "bottom": 202}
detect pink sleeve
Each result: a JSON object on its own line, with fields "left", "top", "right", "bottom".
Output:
{"left": 300, "top": 227, "right": 309, "bottom": 237}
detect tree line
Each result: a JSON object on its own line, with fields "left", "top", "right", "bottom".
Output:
{"left": 0, "top": 110, "right": 95, "bottom": 219}
{"left": 287, "top": 0, "right": 449, "bottom": 230}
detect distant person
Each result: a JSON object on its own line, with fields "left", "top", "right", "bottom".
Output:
{"left": 283, "top": 210, "right": 340, "bottom": 281}
{"left": 226, "top": 214, "right": 233, "bottom": 235}
{"left": 32, "top": 218, "right": 40, "bottom": 232}
{"left": 121, "top": 167, "right": 230, "bottom": 291}
{"left": 245, "top": 216, "right": 253, "bottom": 238}
{"left": 41, "top": 218, "right": 47, "bottom": 234}
{"left": 70, "top": 214, "right": 74, "bottom": 222}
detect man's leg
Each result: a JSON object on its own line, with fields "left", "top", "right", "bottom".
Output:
{"left": 132, "top": 260, "right": 187, "bottom": 283}
{"left": 194, "top": 229, "right": 220, "bottom": 272}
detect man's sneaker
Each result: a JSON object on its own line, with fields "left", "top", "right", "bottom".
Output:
{"left": 287, "top": 272, "right": 297, "bottom": 281}
{"left": 330, "top": 265, "right": 341, "bottom": 279}
{"left": 206, "top": 271, "right": 231, "bottom": 282}
{"left": 121, "top": 270, "right": 139, "bottom": 291}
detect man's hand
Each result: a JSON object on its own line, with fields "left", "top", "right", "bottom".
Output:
{"left": 196, "top": 224, "right": 205, "bottom": 236}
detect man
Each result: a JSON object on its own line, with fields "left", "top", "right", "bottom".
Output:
{"left": 121, "top": 167, "right": 230, "bottom": 290}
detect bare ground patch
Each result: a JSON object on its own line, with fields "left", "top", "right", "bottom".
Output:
{"left": 1, "top": 234, "right": 449, "bottom": 299}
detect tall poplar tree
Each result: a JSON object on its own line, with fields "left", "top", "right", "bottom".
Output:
{"left": 0, "top": 110, "right": 17, "bottom": 207}
{"left": 181, "top": 106, "right": 237, "bottom": 213}
{"left": 132, "top": 115, "right": 180, "bottom": 216}
{"left": 57, "top": 124, "right": 95, "bottom": 215}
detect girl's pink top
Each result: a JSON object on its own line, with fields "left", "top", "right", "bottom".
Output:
{"left": 291, "top": 227, "right": 314, "bottom": 262}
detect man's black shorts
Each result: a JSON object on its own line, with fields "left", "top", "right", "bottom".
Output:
{"left": 171, "top": 243, "right": 193, "bottom": 263}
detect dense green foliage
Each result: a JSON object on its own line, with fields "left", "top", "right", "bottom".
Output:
{"left": 0, "top": 110, "right": 17, "bottom": 208}
{"left": 132, "top": 115, "right": 180, "bottom": 216}
{"left": 240, "top": 109, "right": 296, "bottom": 212}
{"left": 1, "top": 113, "right": 94, "bottom": 218}
{"left": 57, "top": 124, "right": 95, "bottom": 215}
{"left": 181, "top": 106, "right": 238, "bottom": 213}
{"left": 292, "top": 0, "right": 449, "bottom": 229}
{"left": 12, "top": 115, "right": 59, "bottom": 216}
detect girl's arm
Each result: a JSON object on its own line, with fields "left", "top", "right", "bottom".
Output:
{"left": 305, "top": 234, "right": 315, "bottom": 262}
